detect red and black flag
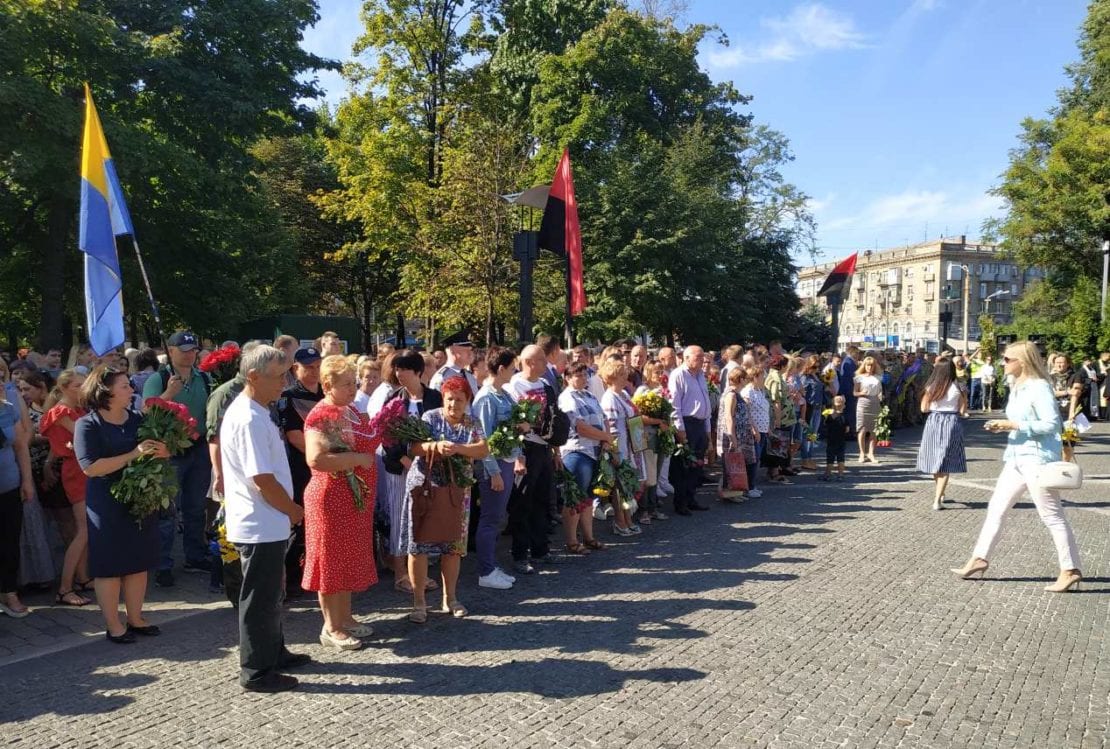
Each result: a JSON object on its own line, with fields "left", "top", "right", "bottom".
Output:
{"left": 538, "top": 148, "right": 587, "bottom": 316}
{"left": 816, "top": 252, "right": 858, "bottom": 298}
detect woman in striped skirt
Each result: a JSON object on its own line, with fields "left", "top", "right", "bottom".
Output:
{"left": 916, "top": 358, "right": 968, "bottom": 510}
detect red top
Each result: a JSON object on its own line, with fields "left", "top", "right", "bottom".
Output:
{"left": 40, "top": 404, "right": 89, "bottom": 504}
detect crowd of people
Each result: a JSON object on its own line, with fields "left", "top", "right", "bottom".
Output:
{"left": 0, "top": 331, "right": 1101, "bottom": 692}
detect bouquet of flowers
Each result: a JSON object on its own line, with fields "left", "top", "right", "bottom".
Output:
{"left": 631, "top": 390, "right": 673, "bottom": 421}
{"left": 372, "top": 398, "right": 473, "bottom": 487}
{"left": 486, "top": 422, "right": 523, "bottom": 459}
{"left": 874, "top": 405, "right": 892, "bottom": 447}
{"left": 110, "top": 398, "right": 199, "bottom": 523}
{"left": 317, "top": 413, "right": 371, "bottom": 511}
{"left": 511, "top": 391, "right": 546, "bottom": 427}
{"left": 672, "top": 442, "right": 699, "bottom": 468}
{"left": 557, "top": 467, "right": 589, "bottom": 512}
{"left": 592, "top": 449, "right": 617, "bottom": 499}
{"left": 199, "top": 345, "right": 241, "bottom": 386}
{"left": 616, "top": 459, "right": 641, "bottom": 501}
{"left": 821, "top": 369, "right": 836, "bottom": 386}
{"left": 1062, "top": 423, "right": 1082, "bottom": 443}
{"left": 707, "top": 379, "right": 720, "bottom": 397}
{"left": 821, "top": 407, "right": 834, "bottom": 418}
{"left": 803, "top": 425, "right": 819, "bottom": 443}
{"left": 655, "top": 427, "right": 677, "bottom": 457}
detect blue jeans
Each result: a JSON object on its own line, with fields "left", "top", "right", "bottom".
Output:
{"left": 476, "top": 461, "right": 514, "bottom": 577}
{"left": 159, "top": 441, "right": 212, "bottom": 570}
{"left": 800, "top": 405, "right": 822, "bottom": 460}
{"left": 563, "top": 451, "right": 597, "bottom": 495}
{"left": 969, "top": 379, "right": 982, "bottom": 410}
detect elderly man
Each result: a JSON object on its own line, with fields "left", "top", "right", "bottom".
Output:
{"left": 430, "top": 330, "right": 479, "bottom": 395}
{"left": 144, "top": 331, "right": 214, "bottom": 587}
{"left": 317, "top": 331, "right": 343, "bottom": 357}
{"left": 657, "top": 346, "right": 678, "bottom": 374}
{"left": 629, "top": 344, "right": 648, "bottom": 390}
{"left": 506, "top": 345, "right": 560, "bottom": 574}
{"left": 221, "top": 345, "right": 309, "bottom": 693}
{"left": 668, "top": 345, "right": 711, "bottom": 515}
{"left": 273, "top": 335, "right": 299, "bottom": 388}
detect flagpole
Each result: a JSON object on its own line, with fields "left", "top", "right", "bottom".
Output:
{"left": 129, "top": 237, "right": 166, "bottom": 345}
{"left": 564, "top": 255, "right": 576, "bottom": 348}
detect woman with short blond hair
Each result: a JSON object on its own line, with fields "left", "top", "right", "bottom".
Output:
{"left": 302, "top": 355, "right": 381, "bottom": 651}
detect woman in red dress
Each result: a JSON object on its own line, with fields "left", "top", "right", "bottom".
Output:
{"left": 40, "top": 370, "right": 91, "bottom": 607}
{"left": 303, "top": 356, "right": 381, "bottom": 651}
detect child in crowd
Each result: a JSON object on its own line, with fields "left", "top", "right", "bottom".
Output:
{"left": 820, "top": 395, "right": 850, "bottom": 482}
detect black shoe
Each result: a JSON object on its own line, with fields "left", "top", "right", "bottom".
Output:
{"left": 689, "top": 501, "right": 709, "bottom": 511}
{"left": 155, "top": 570, "right": 175, "bottom": 588}
{"left": 674, "top": 506, "right": 693, "bottom": 516}
{"left": 183, "top": 559, "right": 212, "bottom": 573}
{"left": 242, "top": 673, "right": 299, "bottom": 693}
{"left": 106, "top": 629, "right": 136, "bottom": 644}
{"left": 126, "top": 623, "right": 161, "bottom": 637}
{"left": 278, "top": 652, "right": 313, "bottom": 670}
{"left": 512, "top": 561, "right": 536, "bottom": 575}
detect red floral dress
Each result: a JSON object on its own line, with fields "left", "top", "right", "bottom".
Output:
{"left": 301, "top": 401, "right": 381, "bottom": 594}
{"left": 40, "top": 404, "right": 88, "bottom": 504}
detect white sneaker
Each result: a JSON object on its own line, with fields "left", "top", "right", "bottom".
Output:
{"left": 479, "top": 571, "right": 513, "bottom": 589}
{"left": 746, "top": 488, "right": 763, "bottom": 498}
{"left": 495, "top": 567, "right": 516, "bottom": 583}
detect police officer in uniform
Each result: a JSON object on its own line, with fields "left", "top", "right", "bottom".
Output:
{"left": 429, "top": 331, "right": 479, "bottom": 396}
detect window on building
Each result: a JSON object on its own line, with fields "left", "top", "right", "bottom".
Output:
{"left": 925, "top": 302, "right": 933, "bottom": 314}
{"left": 1011, "top": 283, "right": 1018, "bottom": 296}
{"left": 979, "top": 282, "right": 987, "bottom": 298}
{"left": 925, "top": 281, "right": 934, "bottom": 297}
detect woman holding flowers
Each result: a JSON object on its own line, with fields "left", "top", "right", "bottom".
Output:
{"left": 401, "top": 376, "right": 488, "bottom": 622}
{"left": 74, "top": 366, "right": 169, "bottom": 644}
{"left": 558, "top": 362, "right": 612, "bottom": 554}
{"left": 41, "top": 370, "right": 92, "bottom": 607}
{"left": 380, "top": 350, "right": 441, "bottom": 594}
{"left": 472, "top": 348, "right": 527, "bottom": 589}
{"left": 799, "top": 356, "right": 824, "bottom": 470}
{"left": 741, "top": 365, "right": 771, "bottom": 493}
{"left": 632, "top": 361, "right": 673, "bottom": 524}
{"left": 302, "top": 356, "right": 380, "bottom": 651}
{"left": 599, "top": 359, "right": 642, "bottom": 537}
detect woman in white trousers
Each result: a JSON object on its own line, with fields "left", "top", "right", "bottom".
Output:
{"left": 952, "top": 341, "right": 1083, "bottom": 593}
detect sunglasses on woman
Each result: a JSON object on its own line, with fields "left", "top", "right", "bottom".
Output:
{"left": 1003, "top": 356, "right": 1015, "bottom": 363}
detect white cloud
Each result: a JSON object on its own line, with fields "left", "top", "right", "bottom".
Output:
{"left": 823, "top": 188, "right": 1004, "bottom": 234}
{"left": 708, "top": 3, "right": 868, "bottom": 68}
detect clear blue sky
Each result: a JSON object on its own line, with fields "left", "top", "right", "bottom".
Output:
{"left": 302, "top": 0, "right": 1089, "bottom": 265}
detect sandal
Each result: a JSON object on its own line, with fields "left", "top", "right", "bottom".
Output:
{"left": 424, "top": 578, "right": 439, "bottom": 591}
{"left": 408, "top": 606, "right": 428, "bottom": 624}
{"left": 56, "top": 590, "right": 91, "bottom": 607}
{"left": 394, "top": 578, "right": 415, "bottom": 594}
{"left": 442, "top": 599, "right": 468, "bottom": 618}
{"left": 75, "top": 578, "right": 94, "bottom": 592}
{"left": 565, "top": 542, "right": 591, "bottom": 556}
{"left": 583, "top": 538, "right": 607, "bottom": 551}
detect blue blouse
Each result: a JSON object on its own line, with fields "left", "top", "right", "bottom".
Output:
{"left": 472, "top": 384, "right": 521, "bottom": 478}
{"left": 0, "top": 400, "right": 20, "bottom": 493}
{"left": 1003, "top": 378, "right": 1062, "bottom": 464}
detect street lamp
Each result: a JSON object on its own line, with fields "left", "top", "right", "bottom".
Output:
{"left": 946, "top": 263, "right": 972, "bottom": 355}
{"left": 984, "top": 288, "right": 1010, "bottom": 314}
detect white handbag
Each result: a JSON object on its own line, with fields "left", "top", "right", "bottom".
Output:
{"left": 1038, "top": 461, "right": 1084, "bottom": 490}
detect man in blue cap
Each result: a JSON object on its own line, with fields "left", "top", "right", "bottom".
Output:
{"left": 143, "top": 331, "right": 214, "bottom": 587}
{"left": 276, "top": 346, "right": 324, "bottom": 596}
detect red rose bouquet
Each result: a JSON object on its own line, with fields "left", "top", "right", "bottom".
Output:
{"left": 110, "top": 398, "right": 200, "bottom": 522}
{"left": 371, "top": 397, "right": 472, "bottom": 486}
{"left": 199, "top": 345, "right": 241, "bottom": 386}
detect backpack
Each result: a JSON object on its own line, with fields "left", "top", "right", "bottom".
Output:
{"left": 539, "top": 382, "right": 570, "bottom": 447}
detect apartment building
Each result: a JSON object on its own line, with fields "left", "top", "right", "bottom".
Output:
{"left": 796, "top": 237, "right": 1044, "bottom": 353}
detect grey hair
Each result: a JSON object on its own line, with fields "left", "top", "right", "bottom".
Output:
{"left": 240, "top": 344, "right": 286, "bottom": 378}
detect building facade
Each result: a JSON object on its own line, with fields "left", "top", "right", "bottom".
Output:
{"left": 796, "top": 237, "right": 1045, "bottom": 354}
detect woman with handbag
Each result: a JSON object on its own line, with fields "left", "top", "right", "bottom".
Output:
{"left": 717, "top": 366, "right": 757, "bottom": 503}
{"left": 952, "top": 341, "right": 1083, "bottom": 593}
{"left": 401, "top": 376, "right": 488, "bottom": 622}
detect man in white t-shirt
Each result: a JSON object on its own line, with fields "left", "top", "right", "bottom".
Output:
{"left": 221, "top": 345, "right": 307, "bottom": 693}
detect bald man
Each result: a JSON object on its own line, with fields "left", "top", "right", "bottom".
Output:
{"left": 668, "top": 345, "right": 711, "bottom": 514}
{"left": 657, "top": 347, "right": 677, "bottom": 373}
{"left": 506, "top": 345, "right": 558, "bottom": 572}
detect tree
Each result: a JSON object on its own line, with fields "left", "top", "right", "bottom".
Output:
{"left": 0, "top": 0, "right": 332, "bottom": 348}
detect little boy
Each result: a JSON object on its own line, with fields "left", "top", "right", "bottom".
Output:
{"left": 820, "top": 395, "right": 851, "bottom": 481}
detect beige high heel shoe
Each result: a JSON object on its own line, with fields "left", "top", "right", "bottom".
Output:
{"left": 951, "top": 558, "right": 989, "bottom": 579}
{"left": 1044, "top": 571, "right": 1082, "bottom": 593}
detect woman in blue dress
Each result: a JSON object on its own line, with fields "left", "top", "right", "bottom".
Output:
{"left": 400, "top": 376, "right": 488, "bottom": 623}
{"left": 74, "top": 366, "right": 170, "bottom": 644}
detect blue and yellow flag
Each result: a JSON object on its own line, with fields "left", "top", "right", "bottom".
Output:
{"left": 79, "top": 83, "right": 132, "bottom": 355}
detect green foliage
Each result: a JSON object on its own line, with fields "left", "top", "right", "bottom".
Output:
{"left": 0, "top": 0, "right": 332, "bottom": 347}
{"left": 977, "top": 314, "right": 998, "bottom": 360}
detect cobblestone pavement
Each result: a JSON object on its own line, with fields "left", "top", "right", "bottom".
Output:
{"left": 4, "top": 415, "right": 1110, "bottom": 748}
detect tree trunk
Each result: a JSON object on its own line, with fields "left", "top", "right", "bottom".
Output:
{"left": 37, "top": 195, "right": 71, "bottom": 352}
{"left": 395, "top": 312, "right": 406, "bottom": 348}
